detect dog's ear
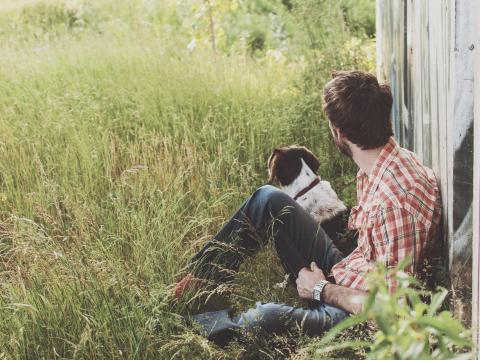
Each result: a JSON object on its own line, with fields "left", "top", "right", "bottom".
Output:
{"left": 267, "top": 149, "right": 280, "bottom": 184}
{"left": 295, "top": 146, "right": 320, "bottom": 174}
{"left": 267, "top": 149, "right": 280, "bottom": 170}
{"left": 268, "top": 148, "right": 302, "bottom": 186}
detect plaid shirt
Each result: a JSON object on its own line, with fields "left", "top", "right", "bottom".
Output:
{"left": 331, "top": 137, "right": 442, "bottom": 291}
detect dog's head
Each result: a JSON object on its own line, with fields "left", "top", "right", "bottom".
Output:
{"left": 267, "top": 145, "right": 320, "bottom": 186}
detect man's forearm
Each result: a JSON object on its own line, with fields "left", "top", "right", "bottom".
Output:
{"left": 295, "top": 263, "right": 368, "bottom": 314}
{"left": 322, "top": 283, "right": 367, "bottom": 315}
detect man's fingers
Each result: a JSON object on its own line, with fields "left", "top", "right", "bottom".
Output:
{"left": 310, "top": 262, "right": 320, "bottom": 271}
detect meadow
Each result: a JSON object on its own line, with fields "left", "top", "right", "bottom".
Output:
{"left": 0, "top": 1, "right": 379, "bottom": 358}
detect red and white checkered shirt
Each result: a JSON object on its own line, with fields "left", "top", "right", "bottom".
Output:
{"left": 331, "top": 137, "right": 442, "bottom": 292}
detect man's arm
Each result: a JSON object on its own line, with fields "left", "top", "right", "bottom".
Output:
{"left": 297, "top": 206, "right": 423, "bottom": 311}
{"left": 321, "top": 283, "right": 366, "bottom": 315}
{"left": 296, "top": 262, "right": 367, "bottom": 314}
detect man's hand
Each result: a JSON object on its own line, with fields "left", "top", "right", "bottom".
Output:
{"left": 296, "top": 262, "right": 325, "bottom": 299}
{"left": 296, "top": 262, "right": 368, "bottom": 314}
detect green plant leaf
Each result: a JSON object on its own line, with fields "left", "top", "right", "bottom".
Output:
{"left": 427, "top": 287, "right": 448, "bottom": 316}
{"left": 415, "top": 316, "right": 471, "bottom": 346}
{"left": 363, "top": 286, "right": 378, "bottom": 312}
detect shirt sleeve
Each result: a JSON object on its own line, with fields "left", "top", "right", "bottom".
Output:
{"left": 370, "top": 207, "right": 427, "bottom": 292}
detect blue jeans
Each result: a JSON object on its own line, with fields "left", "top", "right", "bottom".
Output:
{"left": 188, "top": 185, "right": 348, "bottom": 339}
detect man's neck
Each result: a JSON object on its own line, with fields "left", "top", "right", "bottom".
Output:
{"left": 350, "top": 144, "right": 384, "bottom": 177}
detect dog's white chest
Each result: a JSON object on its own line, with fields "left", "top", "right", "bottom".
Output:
{"left": 282, "top": 160, "right": 347, "bottom": 223}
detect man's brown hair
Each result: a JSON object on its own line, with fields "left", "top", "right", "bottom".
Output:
{"left": 323, "top": 70, "right": 393, "bottom": 149}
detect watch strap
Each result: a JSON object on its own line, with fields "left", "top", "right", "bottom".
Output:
{"left": 313, "top": 280, "right": 329, "bottom": 302}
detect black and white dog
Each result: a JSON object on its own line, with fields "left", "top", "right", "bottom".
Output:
{"left": 267, "top": 145, "right": 347, "bottom": 224}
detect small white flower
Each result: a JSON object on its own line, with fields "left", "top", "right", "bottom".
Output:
{"left": 187, "top": 39, "right": 196, "bottom": 52}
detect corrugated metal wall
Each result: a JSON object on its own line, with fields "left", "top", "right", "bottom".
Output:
{"left": 376, "top": 0, "right": 476, "bottom": 323}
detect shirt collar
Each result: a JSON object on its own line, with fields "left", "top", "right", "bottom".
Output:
{"left": 370, "top": 137, "right": 398, "bottom": 178}
{"left": 355, "top": 137, "right": 399, "bottom": 204}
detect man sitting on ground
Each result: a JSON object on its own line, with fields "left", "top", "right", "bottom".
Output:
{"left": 175, "top": 70, "right": 442, "bottom": 339}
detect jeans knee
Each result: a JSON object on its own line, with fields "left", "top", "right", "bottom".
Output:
{"left": 253, "top": 185, "right": 293, "bottom": 214}
{"left": 255, "top": 185, "right": 279, "bottom": 198}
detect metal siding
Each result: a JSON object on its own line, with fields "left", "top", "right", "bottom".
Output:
{"left": 451, "top": 0, "right": 475, "bottom": 322}
{"left": 377, "top": 0, "right": 406, "bottom": 144}
{"left": 472, "top": 0, "right": 480, "bottom": 346}
{"left": 377, "top": 0, "right": 475, "bottom": 324}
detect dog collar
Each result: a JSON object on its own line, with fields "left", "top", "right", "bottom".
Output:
{"left": 293, "top": 177, "right": 320, "bottom": 201}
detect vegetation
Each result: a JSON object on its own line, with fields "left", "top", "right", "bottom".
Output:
{"left": 2, "top": 1, "right": 469, "bottom": 359}
{"left": 303, "top": 259, "right": 473, "bottom": 359}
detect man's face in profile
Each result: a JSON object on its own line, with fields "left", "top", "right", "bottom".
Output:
{"left": 328, "top": 121, "right": 353, "bottom": 158}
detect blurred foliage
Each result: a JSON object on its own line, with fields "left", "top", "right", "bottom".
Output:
{"left": 0, "top": 0, "right": 375, "bottom": 57}
{"left": 20, "top": 2, "right": 83, "bottom": 30}
{"left": 340, "top": 0, "right": 376, "bottom": 38}
{"left": 312, "top": 258, "right": 473, "bottom": 359}
{"left": 175, "top": 0, "right": 297, "bottom": 56}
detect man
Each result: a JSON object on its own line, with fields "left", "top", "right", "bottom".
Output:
{"left": 175, "top": 71, "right": 442, "bottom": 339}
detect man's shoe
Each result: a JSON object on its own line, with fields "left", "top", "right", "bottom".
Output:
{"left": 188, "top": 308, "right": 240, "bottom": 346}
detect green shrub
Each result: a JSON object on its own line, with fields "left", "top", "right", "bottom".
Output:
{"left": 314, "top": 259, "right": 473, "bottom": 359}
{"left": 340, "top": 0, "right": 376, "bottom": 38}
{"left": 20, "top": 2, "right": 82, "bottom": 30}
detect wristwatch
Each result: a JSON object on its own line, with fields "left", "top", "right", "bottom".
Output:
{"left": 312, "top": 280, "right": 329, "bottom": 302}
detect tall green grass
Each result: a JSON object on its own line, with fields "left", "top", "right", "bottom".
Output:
{"left": 0, "top": 1, "right": 373, "bottom": 358}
